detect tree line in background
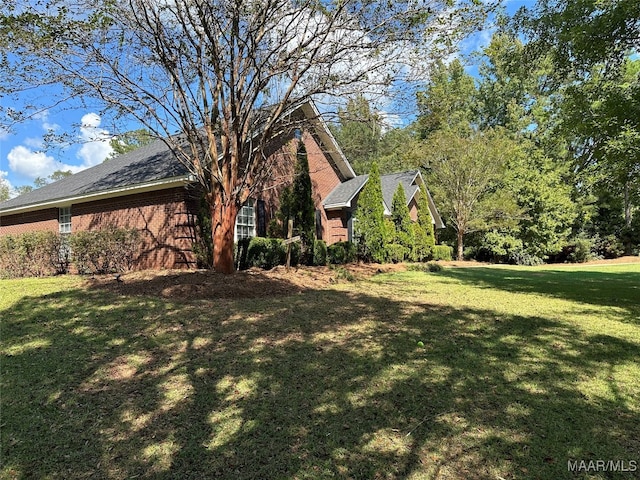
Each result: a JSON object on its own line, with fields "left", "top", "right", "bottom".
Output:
{"left": 2, "top": 0, "right": 637, "bottom": 267}
{"left": 331, "top": 3, "right": 639, "bottom": 263}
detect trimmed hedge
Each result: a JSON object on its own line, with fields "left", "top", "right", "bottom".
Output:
{"left": 237, "top": 237, "right": 300, "bottom": 270}
{"left": 327, "top": 241, "right": 357, "bottom": 265}
{"left": 0, "top": 231, "right": 69, "bottom": 278}
{"left": 69, "top": 226, "right": 140, "bottom": 274}
{"left": 0, "top": 227, "right": 138, "bottom": 277}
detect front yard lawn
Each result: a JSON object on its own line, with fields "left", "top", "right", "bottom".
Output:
{"left": 1, "top": 264, "right": 638, "bottom": 479}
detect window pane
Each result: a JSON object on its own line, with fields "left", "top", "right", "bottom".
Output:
{"left": 59, "top": 207, "right": 71, "bottom": 234}
{"left": 235, "top": 201, "right": 255, "bottom": 240}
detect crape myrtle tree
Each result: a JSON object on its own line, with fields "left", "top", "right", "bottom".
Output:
{"left": 0, "top": 0, "right": 489, "bottom": 273}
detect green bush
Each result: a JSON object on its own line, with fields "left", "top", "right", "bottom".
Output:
{"left": 407, "top": 262, "right": 444, "bottom": 273}
{"left": 0, "top": 231, "right": 66, "bottom": 277}
{"left": 384, "top": 243, "right": 408, "bottom": 264}
{"left": 508, "top": 249, "right": 543, "bottom": 266}
{"left": 475, "top": 231, "right": 523, "bottom": 263}
{"left": 70, "top": 226, "right": 139, "bottom": 274}
{"left": 567, "top": 236, "right": 598, "bottom": 263}
{"left": 327, "top": 241, "right": 357, "bottom": 264}
{"left": 245, "top": 237, "right": 286, "bottom": 269}
{"left": 313, "top": 240, "right": 328, "bottom": 266}
{"left": 237, "top": 237, "right": 303, "bottom": 270}
{"left": 595, "top": 234, "right": 625, "bottom": 259}
{"left": 432, "top": 245, "right": 453, "bottom": 261}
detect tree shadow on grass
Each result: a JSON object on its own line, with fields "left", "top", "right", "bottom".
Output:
{"left": 1, "top": 278, "right": 638, "bottom": 479}
{"left": 440, "top": 267, "right": 640, "bottom": 323}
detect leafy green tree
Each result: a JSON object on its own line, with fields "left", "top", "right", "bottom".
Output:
{"left": 560, "top": 59, "right": 640, "bottom": 252}
{"left": 332, "top": 96, "right": 383, "bottom": 175}
{"left": 425, "top": 128, "right": 519, "bottom": 260}
{"left": 514, "top": 0, "right": 640, "bottom": 78}
{"left": 109, "top": 129, "right": 154, "bottom": 158}
{"left": 0, "top": 179, "right": 10, "bottom": 202}
{"left": 355, "top": 162, "right": 386, "bottom": 263}
{"left": 501, "top": 144, "right": 577, "bottom": 258}
{"left": 416, "top": 59, "right": 478, "bottom": 138}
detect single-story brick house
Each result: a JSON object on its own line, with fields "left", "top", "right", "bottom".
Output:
{"left": 0, "top": 101, "right": 443, "bottom": 269}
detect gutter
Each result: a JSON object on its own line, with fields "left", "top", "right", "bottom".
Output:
{"left": 0, "top": 176, "right": 191, "bottom": 216}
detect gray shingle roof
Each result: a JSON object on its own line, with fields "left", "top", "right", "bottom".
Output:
{"left": 380, "top": 171, "right": 420, "bottom": 213}
{"left": 322, "top": 174, "right": 368, "bottom": 208}
{"left": 0, "top": 139, "right": 189, "bottom": 212}
{"left": 323, "top": 170, "right": 421, "bottom": 213}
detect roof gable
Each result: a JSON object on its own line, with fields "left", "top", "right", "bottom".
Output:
{"left": 322, "top": 169, "right": 445, "bottom": 228}
{"left": 1, "top": 100, "right": 353, "bottom": 215}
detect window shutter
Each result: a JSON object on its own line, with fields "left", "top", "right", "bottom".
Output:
{"left": 257, "top": 199, "right": 266, "bottom": 237}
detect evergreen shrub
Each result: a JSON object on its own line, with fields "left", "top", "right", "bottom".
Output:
{"left": 327, "top": 241, "right": 357, "bottom": 264}
{"left": 432, "top": 245, "right": 453, "bottom": 261}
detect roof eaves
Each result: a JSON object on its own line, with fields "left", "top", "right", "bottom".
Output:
{"left": 0, "top": 175, "right": 191, "bottom": 216}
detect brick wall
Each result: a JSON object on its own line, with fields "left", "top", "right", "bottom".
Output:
{"left": 408, "top": 197, "right": 419, "bottom": 222}
{"left": 0, "top": 208, "right": 59, "bottom": 235}
{"left": 0, "top": 187, "right": 198, "bottom": 270}
{"left": 326, "top": 210, "right": 349, "bottom": 244}
{"left": 73, "top": 188, "right": 198, "bottom": 270}
{"left": 257, "top": 131, "right": 345, "bottom": 244}
{"left": 305, "top": 132, "right": 344, "bottom": 244}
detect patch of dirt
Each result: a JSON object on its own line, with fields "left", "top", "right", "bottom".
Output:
{"left": 84, "top": 263, "right": 406, "bottom": 300}
{"left": 84, "top": 256, "right": 639, "bottom": 301}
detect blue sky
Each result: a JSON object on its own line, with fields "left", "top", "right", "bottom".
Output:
{"left": 0, "top": 0, "right": 535, "bottom": 195}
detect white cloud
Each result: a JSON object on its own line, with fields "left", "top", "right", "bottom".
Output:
{"left": 33, "top": 110, "right": 61, "bottom": 133}
{"left": 77, "top": 113, "right": 113, "bottom": 167}
{"left": 23, "top": 137, "right": 45, "bottom": 149}
{"left": 7, "top": 145, "right": 81, "bottom": 180}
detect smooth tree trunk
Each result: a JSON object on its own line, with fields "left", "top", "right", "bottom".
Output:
{"left": 624, "top": 180, "right": 633, "bottom": 255}
{"left": 211, "top": 199, "right": 238, "bottom": 274}
{"left": 457, "top": 229, "right": 464, "bottom": 261}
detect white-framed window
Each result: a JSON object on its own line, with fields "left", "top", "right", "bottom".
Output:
{"left": 59, "top": 206, "right": 71, "bottom": 234}
{"left": 235, "top": 199, "right": 255, "bottom": 241}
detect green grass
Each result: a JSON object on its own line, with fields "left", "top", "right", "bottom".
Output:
{"left": 1, "top": 265, "right": 639, "bottom": 479}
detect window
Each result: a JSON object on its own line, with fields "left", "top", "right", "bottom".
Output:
{"left": 59, "top": 207, "right": 71, "bottom": 234}
{"left": 235, "top": 200, "right": 255, "bottom": 241}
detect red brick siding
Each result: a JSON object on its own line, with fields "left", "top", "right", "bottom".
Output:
{"left": 0, "top": 208, "right": 59, "bottom": 235}
{"left": 0, "top": 188, "right": 198, "bottom": 270}
{"left": 408, "top": 197, "right": 419, "bottom": 222}
{"left": 304, "top": 132, "right": 344, "bottom": 244}
{"left": 326, "top": 210, "right": 349, "bottom": 244}
{"left": 257, "top": 131, "right": 345, "bottom": 244}
{"left": 73, "top": 188, "right": 197, "bottom": 270}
